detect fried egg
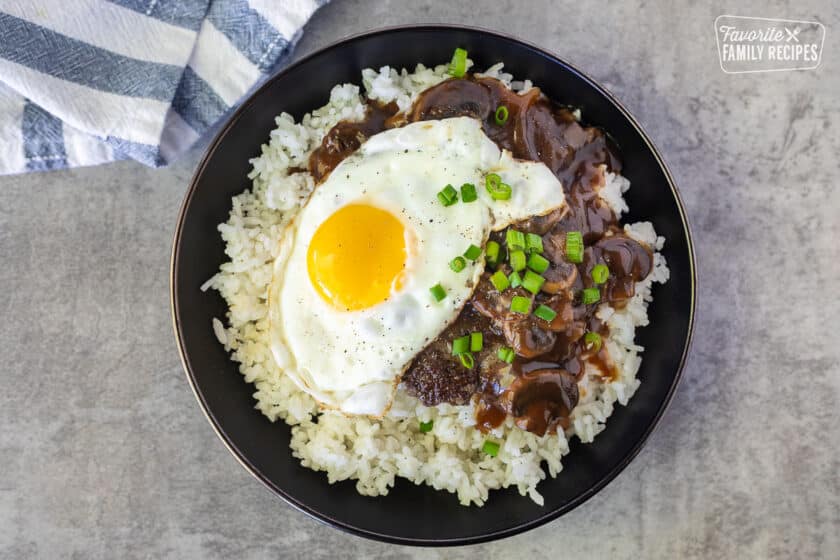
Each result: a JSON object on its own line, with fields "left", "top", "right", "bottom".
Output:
{"left": 268, "top": 117, "right": 565, "bottom": 415}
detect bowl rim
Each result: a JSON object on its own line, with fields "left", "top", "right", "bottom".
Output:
{"left": 170, "top": 23, "right": 697, "bottom": 546}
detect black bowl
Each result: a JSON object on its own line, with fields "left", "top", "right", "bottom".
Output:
{"left": 171, "top": 25, "right": 696, "bottom": 546}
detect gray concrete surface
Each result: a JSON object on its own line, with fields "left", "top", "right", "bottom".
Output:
{"left": 2, "top": 0, "right": 839, "bottom": 558}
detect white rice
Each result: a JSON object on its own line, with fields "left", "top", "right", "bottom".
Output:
{"left": 202, "top": 61, "right": 669, "bottom": 506}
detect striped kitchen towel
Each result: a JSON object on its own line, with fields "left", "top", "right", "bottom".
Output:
{"left": 0, "top": 0, "right": 326, "bottom": 174}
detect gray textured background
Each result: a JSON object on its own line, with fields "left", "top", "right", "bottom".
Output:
{"left": 1, "top": 0, "right": 839, "bottom": 558}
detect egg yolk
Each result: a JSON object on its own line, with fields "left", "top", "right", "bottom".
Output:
{"left": 307, "top": 204, "right": 407, "bottom": 311}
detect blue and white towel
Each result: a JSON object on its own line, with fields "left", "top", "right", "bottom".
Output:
{"left": 0, "top": 0, "right": 326, "bottom": 174}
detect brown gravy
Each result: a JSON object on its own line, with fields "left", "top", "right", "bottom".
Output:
{"left": 309, "top": 101, "right": 399, "bottom": 182}
{"left": 306, "top": 75, "right": 654, "bottom": 436}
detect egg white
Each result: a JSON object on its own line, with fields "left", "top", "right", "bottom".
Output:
{"left": 268, "top": 117, "right": 565, "bottom": 416}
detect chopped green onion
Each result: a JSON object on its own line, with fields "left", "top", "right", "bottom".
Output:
{"left": 525, "top": 233, "right": 544, "bottom": 254}
{"left": 482, "top": 440, "right": 500, "bottom": 457}
{"left": 527, "top": 252, "right": 550, "bottom": 274}
{"left": 591, "top": 264, "right": 610, "bottom": 284}
{"left": 534, "top": 304, "right": 558, "bottom": 322}
{"left": 419, "top": 420, "right": 434, "bottom": 433}
{"left": 485, "top": 240, "right": 501, "bottom": 267}
{"left": 460, "top": 183, "right": 477, "bottom": 203}
{"left": 485, "top": 173, "right": 512, "bottom": 200}
{"left": 448, "top": 47, "right": 468, "bottom": 77}
{"left": 584, "top": 331, "right": 602, "bottom": 352}
{"left": 565, "top": 231, "right": 583, "bottom": 263}
{"left": 452, "top": 335, "right": 470, "bottom": 355}
{"left": 489, "top": 270, "right": 510, "bottom": 291}
{"left": 508, "top": 271, "right": 522, "bottom": 288}
{"left": 463, "top": 244, "right": 482, "bottom": 261}
{"left": 470, "top": 332, "right": 483, "bottom": 352}
{"left": 497, "top": 346, "right": 515, "bottom": 364}
{"left": 505, "top": 229, "right": 526, "bottom": 251}
{"left": 430, "top": 283, "right": 446, "bottom": 302}
{"left": 494, "top": 105, "right": 509, "bottom": 125}
{"left": 522, "top": 270, "right": 545, "bottom": 295}
{"left": 509, "top": 250, "right": 527, "bottom": 272}
{"left": 449, "top": 256, "right": 467, "bottom": 272}
{"left": 581, "top": 287, "right": 600, "bottom": 305}
{"left": 437, "top": 184, "right": 458, "bottom": 207}
{"left": 459, "top": 352, "right": 475, "bottom": 368}
{"left": 510, "top": 295, "right": 531, "bottom": 314}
